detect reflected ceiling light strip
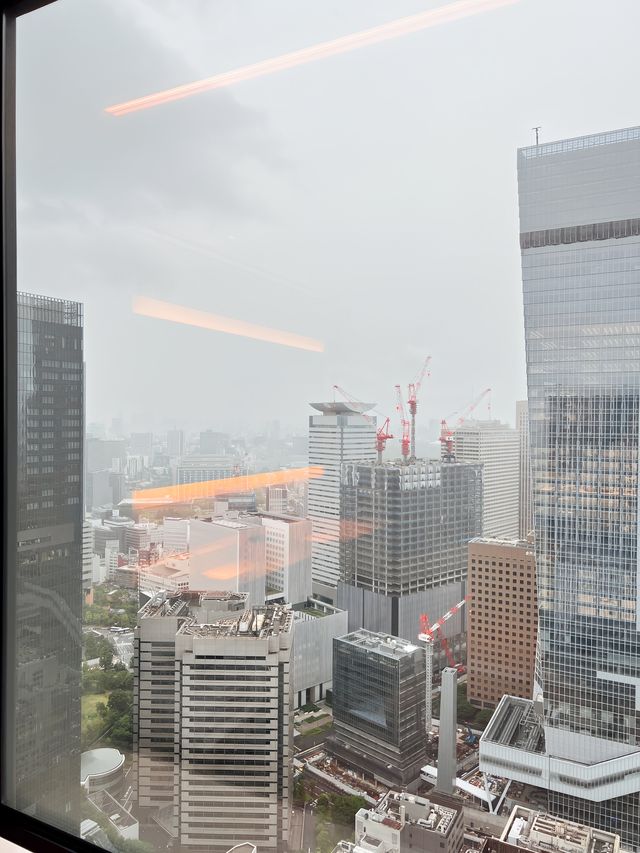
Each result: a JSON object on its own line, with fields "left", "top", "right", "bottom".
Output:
{"left": 133, "top": 465, "right": 323, "bottom": 505}
{"left": 106, "top": 0, "right": 518, "bottom": 116}
{"left": 133, "top": 295, "right": 324, "bottom": 353}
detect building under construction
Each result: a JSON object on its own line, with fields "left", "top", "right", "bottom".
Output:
{"left": 337, "top": 457, "right": 482, "bottom": 668}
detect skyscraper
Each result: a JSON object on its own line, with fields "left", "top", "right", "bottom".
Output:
{"left": 308, "top": 401, "right": 377, "bottom": 601}
{"left": 451, "top": 419, "right": 519, "bottom": 538}
{"left": 134, "top": 595, "right": 293, "bottom": 851}
{"left": 337, "top": 458, "right": 482, "bottom": 661}
{"left": 10, "top": 292, "right": 84, "bottom": 833}
{"left": 479, "top": 127, "right": 640, "bottom": 847}
{"left": 516, "top": 401, "right": 533, "bottom": 540}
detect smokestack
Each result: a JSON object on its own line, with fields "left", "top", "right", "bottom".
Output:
{"left": 436, "top": 667, "right": 458, "bottom": 795}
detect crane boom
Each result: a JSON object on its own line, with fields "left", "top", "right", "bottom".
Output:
{"left": 407, "top": 356, "right": 432, "bottom": 460}
{"left": 395, "top": 384, "right": 411, "bottom": 461}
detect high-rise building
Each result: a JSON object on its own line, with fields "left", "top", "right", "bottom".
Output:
{"left": 308, "top": 401, "right": 377, "bottom": 601}
{"left": 130, "top": 431, "right": 153, "bottom": 459}
{"left": 467, "top": 538, "right": 537, "bottom": 708}
{"left": 162, "top": 516, "right": 189, "bottom": 553}
{"left": 265, "top": 484, "right": 288, "bottom": 514}
{"left": 189, "top": 517, "right": 266, "bottom": 605}
{"left": 479, "top": 126, "right": 640, "bottom": 847}
{"left": 261, "top": 513, "right": 312, "bottom": 604}
{"left": 10, "top": 292, "right": 84, "bottom": 833}
{"left": 337, "top": 459, "right": 483, "bottom": 662}
{"left": 451, "top": 419, "right": 519, "bottom": 538}
{"left": 516, "top": 402, "right": 533, "bottom": 540}
{"left": 82, "top": 519, "right": 94, "bottom": 601}
{"left": 134, "top": 595, "right": 293, "bottom": 851}
{"left": 328, "top": 629, "right": 427, "bottom": 787}
{"left": 166, "top": 428, "right": 184, "bottom": 458}
{"left": 199, "top": 429, "right": 230, "bottom": 454}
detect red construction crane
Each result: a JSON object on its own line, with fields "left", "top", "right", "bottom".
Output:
{"left": 439, "top": 387, "right": 492, "bottom": 461}
{"left": 395, "top": 384, "right": 411, "bottom": 461}
{"left": 407, "top": 356, "right": 432, "bottom": 460}
{"left": 376, "top": 417, "right": 394, "bottom": 463}
{"left": 333, "top": 385, "right": 393, "bottom": 462}
{"left": 420, "top": 595, "right": 472, "bottom": 674}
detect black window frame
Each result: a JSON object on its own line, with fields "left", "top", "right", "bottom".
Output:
{"left": 1, "top": 1, "right": 107, "bottom": 849}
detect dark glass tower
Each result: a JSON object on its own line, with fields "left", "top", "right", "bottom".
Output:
{"left": 12, "top": 292, "right": 84, "bottom": 832}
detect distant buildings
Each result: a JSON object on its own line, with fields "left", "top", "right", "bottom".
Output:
{"left": 480, "top": 126, "right": 640, "bottom": 847}
{"left": 166, "top": 428, "right": 184, "bottom": 458}
{"left": 333, "top": 790, "right": 464, "bottom": 853}
{"left": 328, "top": 629, "right": 427, "bottom": 787}
{"left": 134, "top": 597, "right": 293, "bottom": 852}
{"left": 338, "top": 458, "right": 482, "bottom": 663}
{"left": 265, "top": 484, "right": 288, "bottom": 514}
{"left": 516, "top": 401, "right": 533, "bottom": 540}
{"left": 308, "top": 401, "right": 377, "bottom": 600}
{"left": 12, "top": 292, "right": 84, "bottom": 833}
{"left": 451, "top": 419, "right": 519, "bottom": 538}
{"left": 175, "top": 454, "right": 241, "bottom": 486}
{"left": 467, "top": 538, "right": 537, "bottom": 708}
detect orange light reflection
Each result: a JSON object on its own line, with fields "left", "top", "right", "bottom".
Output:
{"left": 106, "top": 0, "right": 518, "bottom": 116}
{"left": 133, "top": 296, "right": 323, "bottom": 353}
{"left": 133, "top": 465, "right": 323, "bottom": 506}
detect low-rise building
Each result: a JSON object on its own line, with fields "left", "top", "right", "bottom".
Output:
{"left": 80, "top": 748, "right": 125, "bottom": 796}
{"left": 480, "top": 805, "right": 620, "bottom": 853}
{"left": 333, "top": 790, "right": 464, "bottom": 853}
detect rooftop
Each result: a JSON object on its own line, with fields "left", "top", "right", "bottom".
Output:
{"left": 139, "top": 589, "right": 247, "bottom": 619}
{"left": 80, "top": 748, "right": 125, "bottom": 785}
{"left": 501, "top": 805, "right": 620, "bottom": 853}
{"left": 338, "top": 628, "right": 419, "bottom": 658}
{"left": 310, "top": 401, "right": 375, "bottom": 415}
{"left": 179, "top": 605, "right": 293, "bottom": 639}
{"left": 482, "top": 696, "right": 545, "bottom": 754}
{"left": 363, "top": 791, "right": 459, "bottom": 837}
{"left": 519, "top": 126, "right": 640, "bottom": 159}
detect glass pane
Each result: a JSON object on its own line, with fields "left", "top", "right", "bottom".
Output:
{"left": 5, "top": 1, "right": 640, "bottom": 852}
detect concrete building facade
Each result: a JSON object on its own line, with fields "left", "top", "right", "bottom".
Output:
{"left": 134, "top": 595, "right": 292, "bottom": 852}
{"left": 329, "top": 629, "right": 427, "bottom": 787}
{"left": 308, "top": 401, "right": 377, "bottom": 600}
{"left": 260, "top": 512, "right": 312, "bottom": 604}
{"left": 451, "top": 419, "right": 519, "bottom": 538}
{"left": 467, "top": 538, "right": 537, "bottom": 708}
{"left": 291, "top": 598, "right": 348, "bottom": 707}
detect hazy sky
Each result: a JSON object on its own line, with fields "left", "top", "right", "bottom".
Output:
{"left": 15, "top": 0, "right": 640, "bottom": 437}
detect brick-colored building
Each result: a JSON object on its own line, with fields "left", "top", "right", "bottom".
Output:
{"left": 467, "top": 538, "right": 537, "bottom": 708}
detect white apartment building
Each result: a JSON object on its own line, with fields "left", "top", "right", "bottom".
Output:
{"left": 260, "top": 513, "right": 312, "bottom": 604}
{"left": 308, "top": 401, "right": 377, "bottom": 600}
{"left": 516, "top": 401, "right": 533, "bottom": 540}
{"left": 134, "top": 597, "right": 293, "bottom": 852}
{"left": 138, "top": 556, "right": 191, "bottom": 596}
{"left": 104, "top": 539, "right": 120, "bottom": 580}
{"left": 161, "top": 516, "right": 189, "bottom": 554}
{"left": 451, "top": 419, "right": 519, "bottom": 538}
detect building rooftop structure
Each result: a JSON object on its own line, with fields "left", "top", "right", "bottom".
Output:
{"left": 338, "top": 628, "right": 420, "bottom": 659}
{"left": 178, "top": 605, "right": 293, "bottom": 639}
{"left": 310, "top": 401, "right": 375, "bottom": 415}
{"left": 138, "top": 589, "right": 249, "bottom": 620}
{"left": 481, "top": 695, "right": 546, "bottom": 754}
{"left": 498, "top": 806, "right": 620, "bottom": 853}
{"left": 366, "top": 791, "right": 460, "bottom": 837}
{"left": 80, "top": 748, "right": 125, "bottom": 787}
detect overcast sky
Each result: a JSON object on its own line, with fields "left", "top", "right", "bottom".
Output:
{"left": 15, "top": 0, "right": 640, "bottom": 438}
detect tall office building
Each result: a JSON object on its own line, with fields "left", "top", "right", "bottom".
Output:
{"left": 82, "top": 519, "right": 94, "bottom": 601}
{"left": 479, "top": 127, "right": 640, "bottom": 847}
{"left": 516, "top": 401, "right": 533, "bottom": 540}
{"left": 308, "top": 401, "right": 377, "bottom": 601}
{"left": 130, "top": 431, "right": 153, "bottom": 459}
{"left": 452, "top": 419, "right": 519, "bottom": 538}
{"left": 134, "top": 595, "right": 293, "bottom": 851}
{"left": 260, "top": 513, "right": 312, "bottom": 604}
{"left": 467, "top": 538, "right": 537, "bottom": 708}
{"left": 166, "top": 428, "right": 184, "bottom": 458}
{"left": 328, "top": 629, "right": 427, "bottom": 787}
{"left": 11, "top": 293, "right": 84, "bottom": 833}
{"left": 337, "top": 459, "right": 482, "bottom": 659}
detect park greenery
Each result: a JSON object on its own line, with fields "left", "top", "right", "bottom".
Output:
{"left": 84, "top": 584, "right": 139, "bottom": 629}
{"left": 314, "top": 793, "right": 368, "bottom": 853}
{"left": 82, "top": 632, "right": 134, "bottom": 751}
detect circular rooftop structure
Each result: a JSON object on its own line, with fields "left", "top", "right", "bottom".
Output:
{"left": 310, "top": 401, "right": 375, "bottom": 415}
{"left": 81, "top": 747, "right": 125, "bottom": 794}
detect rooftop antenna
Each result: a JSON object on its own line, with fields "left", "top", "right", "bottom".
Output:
{"left": 532, "top": 126, "right": 542, "bottom": 146}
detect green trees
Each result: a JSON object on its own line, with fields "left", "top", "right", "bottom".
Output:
{"left": 314, "top": 793, "right": 368, "bottom": 853}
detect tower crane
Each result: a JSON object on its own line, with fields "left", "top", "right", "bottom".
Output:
{"left": 395, "top": 385, "right": 411, "bottom": 461}
{"left": 407, "top": 356, "right": 432, "bottom": 460}
{"left": 419, "top": 595, "right": 472, "bottom": 674}
{"left": 333, "top": 385, "right": 393, "bottom": 462}
{"left": 439, "top": 388, "right": 491, "bottom": 462}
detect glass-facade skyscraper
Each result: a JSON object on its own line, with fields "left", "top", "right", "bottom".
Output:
{"left": 480, "top": 127, "right": 640, "bottom": 849}
{"left": 10, "top": 293, "right": 84, "bottom": 833}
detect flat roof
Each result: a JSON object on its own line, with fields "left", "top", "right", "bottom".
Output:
{"left": 482, "top": 696, "right": 545, "bottom": 754}
{"left": 338, "top": 628, "right": 418, "bottom": 658}
{"left": 180, "top": 605, "right": 293, "bottom": 639}
{"left": 501, "top": 805, "right": 620, "bottom": 853}
{"left": 310, "top": 401, "right": 375, "bottom": 414}
{"left": 80, "top": 748, "right": 124, "bottom": 784}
